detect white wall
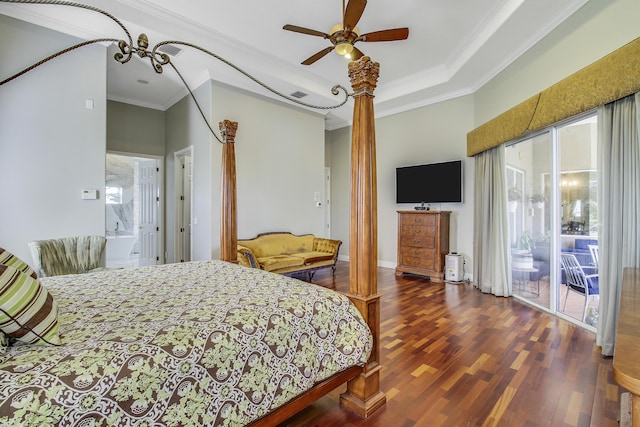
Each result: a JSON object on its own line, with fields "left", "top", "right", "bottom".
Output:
{"left": 328, "top": 96, "right": 475, "bottom": 273}
{"left": 0, "top": 15, "right": 107, "bottom": 264}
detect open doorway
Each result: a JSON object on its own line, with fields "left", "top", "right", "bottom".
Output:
{"left": 105, "top": 152, "right": 163, "bottom": 268}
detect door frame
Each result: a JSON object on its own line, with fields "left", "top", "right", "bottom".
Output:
{"left": 174, "top": 146, "right": 193, "bottom": 263}
{"left": 106, "top": 150, "right": 164, "bottom": 265}
{"left": 324, "top": 167, "right": 331, "bottom": 237}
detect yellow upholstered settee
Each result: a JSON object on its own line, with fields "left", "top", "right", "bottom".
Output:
{"left": 237, "top": 232, "right": 341, "bottom": 280}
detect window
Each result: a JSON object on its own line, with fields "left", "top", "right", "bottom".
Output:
{"left": 105, "top": 186, "right": 123, "bottom": 204}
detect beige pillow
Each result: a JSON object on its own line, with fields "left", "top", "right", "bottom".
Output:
{"left": 0, "top": 265, "right": 60, "bottom": 345}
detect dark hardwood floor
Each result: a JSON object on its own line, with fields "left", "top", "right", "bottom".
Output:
{"left": 281, "top": 261, "right": 623, "bottom": 427}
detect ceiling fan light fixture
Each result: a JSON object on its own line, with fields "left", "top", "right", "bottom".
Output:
{"left": 335, "top": 42, "right": 354, "bottom": 56}
{"left": 329, "top": 23, "right": 344, "bottom": 34}
{"left": 283, "top": 0, "right": 407, "bottom": 65}
{"left": 329, "top": 23, "right": 360, "bottom": 36}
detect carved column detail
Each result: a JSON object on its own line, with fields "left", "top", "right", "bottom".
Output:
{"left": 340, "top": 56, "right": 386, "bottom": 417}
{"left": 219, "top": 119, "right": 238, "bottom": 263}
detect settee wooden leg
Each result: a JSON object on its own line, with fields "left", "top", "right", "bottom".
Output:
{"left": 308, "top": 271, "right": 315, "bottom": 281}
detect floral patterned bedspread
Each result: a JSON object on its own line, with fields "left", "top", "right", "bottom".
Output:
{"left": 0, "top": 260, "right": 372, "bottom": 426}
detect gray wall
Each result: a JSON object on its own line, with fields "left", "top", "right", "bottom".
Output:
{"left": 164, "top": 81, "right": 326, "bottom": 262}
{"left": 1, "top": 13, "right": 328, "bottom": 267}
{"left": 3, "top": 0, "right": 638, "bottom": 272}
{"left": 0, "top": 15, "right": 107, "bottom": 264}
{"left": 327, "top": 0, "right": 640, "bottom": 278}
{"left": 107, "top": 100, "right": 165, "bottom": 156}
{"left": 328, "top": 96, "right": 475, "bottom": 272}
{"left": 208, "top": 83, "right": 326, "bottom": 243}
{"left": 165, "top": 81, "right": 213, "bottom": 262}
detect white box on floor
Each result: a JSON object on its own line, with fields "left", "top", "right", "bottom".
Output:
{"left": 445, "top": 254, "right": 464, "bottom": 282}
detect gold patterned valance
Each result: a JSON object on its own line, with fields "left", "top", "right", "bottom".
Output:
{"left": 467, "top": 37, "right": 640, "bottom": 157}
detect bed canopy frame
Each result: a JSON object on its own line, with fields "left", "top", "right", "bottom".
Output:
{"left": 0, "top": 0, "right": 384, "bottom": 421}
{"left": 219, "top": 57, "right": 384, "bottom": 424}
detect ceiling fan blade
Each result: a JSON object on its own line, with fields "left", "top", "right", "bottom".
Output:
{"left": 343, "top": 0, "right": 367, "bottom": 29}
{"left": 350, "top": 46, "right": 365, "bottom": 61}
{"left": 360, "top": 28, "right": 409, "bottom": 42}
{"left": 283, "top": 24, "right": 329, "bottom": 38}
{"left": 301, "top": 46, "right": 335, "bottom": 65}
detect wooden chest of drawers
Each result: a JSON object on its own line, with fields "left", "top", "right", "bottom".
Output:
{"left": 395, "top": 210, "right": 451, "bottom": 282}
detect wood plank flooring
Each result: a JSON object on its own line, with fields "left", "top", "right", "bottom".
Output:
{"left": 281, "top": 261, "right": 623, "bottom": 427}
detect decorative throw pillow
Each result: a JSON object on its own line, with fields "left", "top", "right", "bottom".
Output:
{"left": 0, "top": 265, "right": 60, "bottom": 346}
{"left": 0, "top": 247, "right": 38, "bottom": 279}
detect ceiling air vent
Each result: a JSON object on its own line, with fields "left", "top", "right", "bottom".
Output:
{"left": 157, "top": 44, "right": 182, "bottom": 57}
{"left": 290, "top": 91, "right": 308, "bottom": 99}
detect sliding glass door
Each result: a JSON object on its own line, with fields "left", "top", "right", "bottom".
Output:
{"left": 557, "top": 115, "right": 599, "bottom": 327}
{"left": 506, "top": 133, "right": 552, "bottom": 311}
{"left": 505, "top": 113, "right": 598, "bottom": 328}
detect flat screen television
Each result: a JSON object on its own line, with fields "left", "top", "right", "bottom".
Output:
{"left": 396, "top": 160, "right": 463, "bottom": 204}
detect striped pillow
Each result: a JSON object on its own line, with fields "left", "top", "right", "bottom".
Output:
{"left": 0, "top": 265, "right": 60, "bottom": 346}
{"left": 0, "top": 247, "right": 38, "bottom": 279}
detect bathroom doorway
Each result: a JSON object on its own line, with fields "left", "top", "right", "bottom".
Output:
{"left": 105, "top": 152, "right": 164, "bottom": 268}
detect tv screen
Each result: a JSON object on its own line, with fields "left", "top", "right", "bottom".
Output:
{"left": 396, "top": 160, "right": 463, "bottom": 204}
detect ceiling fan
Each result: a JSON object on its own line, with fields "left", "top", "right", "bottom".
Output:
{"left": 283, "top": 0, "right": 409, "bottom": 65}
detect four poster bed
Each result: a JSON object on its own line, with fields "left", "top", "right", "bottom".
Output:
{"left": 0, "top": 55, "right": 383, "bottom": 425}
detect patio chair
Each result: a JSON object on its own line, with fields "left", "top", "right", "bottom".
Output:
{"left": 560, "top": 253, "right": 599, "bottom": 322}
{"left": 588, "top": 244, "right": 599, "bottom": 266}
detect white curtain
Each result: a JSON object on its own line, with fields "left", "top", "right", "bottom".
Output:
{"left": 597, "top": 92, "right": 640, "bottom": 356}
{"left": 473, "top": 146, "right": 512, "bottom": 296}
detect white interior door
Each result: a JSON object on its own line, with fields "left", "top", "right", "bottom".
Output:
{"left": 138, "top": 159, "right": 160, "bottom": 266}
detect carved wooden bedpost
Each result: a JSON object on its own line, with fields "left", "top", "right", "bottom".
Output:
{"left": 219, "top": 119, "right": 238, "bottom": 263}
{"left": 340, "top": 56, "right": 386, "bottom": 417}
